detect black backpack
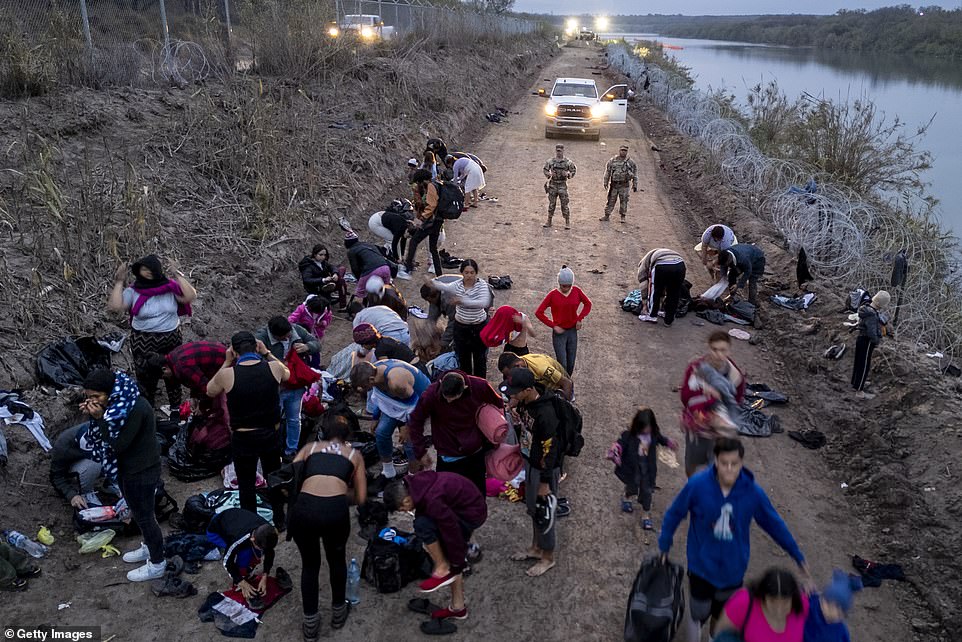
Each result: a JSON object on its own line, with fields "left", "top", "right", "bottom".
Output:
{"left": 624, "top": 557, "right": 686, "bottom": 642}
{"left": 551, "top": 392, "right": 585, "bottom": 458}
{"left": 433, "top": 181, "right": 465, "bottom": 220}
{"left": 171, "top": 493, "right": 217, "bottom": 534}
{"left": 361, "top": 531, "right": 431, "bottom": 593}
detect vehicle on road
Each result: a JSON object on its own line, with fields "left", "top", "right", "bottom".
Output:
{"left": 541, "top": 77, "right": 628, "bottom": 140}
{"left": 578, "top": 27, "right": 596, "bottom": 41}
{"left": 340, "top": 14, "right": 394, "bottom": 40}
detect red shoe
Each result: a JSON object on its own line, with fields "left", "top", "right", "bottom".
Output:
{"left": 431, "top": 605, "right": 468, "bottom": 620}
{"left": 418, "top": 572, "right": 459, "bottom": 593}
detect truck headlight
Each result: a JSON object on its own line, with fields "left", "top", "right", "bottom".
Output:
{"left": 328, "top": 26, "right": 339, "bottom": 37}
{"left": 361, "top": 26, "right": 374, "bottom": 38}
{"left": 545, "top": 103, "right": 557, "bottom": 116}
{"left": 589, "top": 105, "right": 601, "bottom": 119}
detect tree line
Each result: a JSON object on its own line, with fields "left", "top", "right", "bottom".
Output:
{"left": 603, "top": 6, "right": 962, "bottom": 58}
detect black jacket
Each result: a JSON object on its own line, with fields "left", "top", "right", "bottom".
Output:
{"left": 49, "top": 424, "right": 95, "bottom": 500}
{"left": 297, "top": 256, "right": 336, "bottom": 295}
{"left": 93, "top": 397, "right": 160, "bottom": 477}
{"left": 347, "top": 242, "right": 389, "bottom": 278}
{"left": 517, "top": 392, "right": 561, "bottom": 482}
{"left": 614, "top": 430, "right": 669, "bottom": 492}
{"left": 857, "top": 303, "right": 884, "bottom": 345}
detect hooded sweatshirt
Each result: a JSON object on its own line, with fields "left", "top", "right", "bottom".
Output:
{"left": 804, "top": 595, "right": 851, "bottom": 642}
{"left": 658, "top": 464, "right": 804, "bottom": 589}
{"left": 407, "top": 471, "right": 487, "bottom": 572}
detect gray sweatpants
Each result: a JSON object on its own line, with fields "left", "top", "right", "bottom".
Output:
{"left": 551, "top": 328, "right": 578, "bottom": 376}
{"left": 71, "top": 458, "right": 103, "bottom": 494}
{"left": 524, "top": 462, "right": 559, "bottom": 552}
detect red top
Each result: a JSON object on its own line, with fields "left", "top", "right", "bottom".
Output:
{"left": 535, "top": 286, "right": 592, "bottom": 330}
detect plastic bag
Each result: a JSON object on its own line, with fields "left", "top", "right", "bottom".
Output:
{"left": 701, "top": 278, "right": 729, "bottom": 300}
{"left": 77, "top": 529, "right": 116, "bottom": 554}
{"left": 35, "top": 337, "right": 112, "bottom": 389}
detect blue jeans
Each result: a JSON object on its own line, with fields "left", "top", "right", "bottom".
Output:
{"left": 280, "top": 387, "right": 304, "bottom": 453}
{"left": 552, "top": 327, "right": 578, "bottom": 376}
{"left": 374, "top": 413, "right": 414, "bottom": 462}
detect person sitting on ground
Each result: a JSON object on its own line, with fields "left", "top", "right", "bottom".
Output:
{"left": 363, "top": 279, "right": 409, "bottom": 321}
{"left": 345, "top": 231, "right": 394, "bottom": 301}
{"left": 288, "top": 295, "right": 334, "bottom": 346}
{"left": 81, "top": 369, "right": 167, "bottom": 583}
{"left": 500, "top": 368, "right": 562, "bottom": 578}
{"left": 0, "top": 538, "right": 40, "bottom": 592}
{"left": 288, "top": 414, "right": 367, "bottom": 638}
{"left": 612, "top": 407, "right": 678, "bottom": 532}
{"left": 49, "top": 422, "right": 114, "bottom": 510}
{"left": 352, "top": 304, "right": 410, "bottom": 345}
{"left": 535, "top": 265, "right": 592, "bottom": 376}
{"left": 719, "top": 243, "right": 766, "bottom": 306}
{"left": 714, "top": 567, "right": 809, "bottom": 642}
{"left": 803, "top": 570, "right": 862, "bottom": 642}
{"left": 107, "top": 255, "right": 196, "bottom": 410}
{"left": 145, "top": 340, "right": 230, "bottom": 451}
{"left": 658, "top": 438, "right": 810, "bottom": 641}
{"left": 851, "top": 291, "right": 889, "bottom": 400}
{"left": 408, "top": 371, "right": 503, "bottom": 496}
{"left": 421, "top": 275, "right": 460, "bottom": 353}
{"left": 255, "top": 317, "right": 321, "bottom": 457}
{"left": 497, "top": 352, "right": 573, "bottom": 402}
{"left": 353, "top": 323, "right": 417, "bottom": 365}
{"left": 680, "top": 331, "right": 745, "bottom": 477}
{"left": 636, "top": 247, "right": 687, "bottom": 326}
{"left": 699, "top": 224, "right": 738, "bottom": 279}
{"left": 349, "top": 359, "right": 430, "bottom": 486}
{"left": 207, "top": 508, "right": 279, "bottom": 605}
{"left": 383, "top": 471, "right": 487, "bottom": 622}
{"left": 207, "top": 332, "right": 290, "bottom": 526}
{"left": 298, "top": 245, "right": 348, "bottom": 311}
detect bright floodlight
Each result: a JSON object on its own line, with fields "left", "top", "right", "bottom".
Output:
{"left": 566, "top": 18, "right": 579, "bottom": 30}
{"left": 596, "top": 16, "right": 609, "bottom": 31}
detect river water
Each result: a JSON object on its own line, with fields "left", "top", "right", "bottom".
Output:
{"left": 602, "top": 33, "right": 962, "bottom": 238}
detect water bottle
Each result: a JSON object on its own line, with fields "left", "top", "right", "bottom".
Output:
{"left": 346, "top": 558, "right": 361, "bottom": 605}
{"left": 3, "top": 530, "right": 48, "bottom": 559}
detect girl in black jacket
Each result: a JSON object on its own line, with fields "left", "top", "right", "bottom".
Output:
{"left": 298, "top": 245, "right": 348, "bottom": 310}
{"left": 610, "top": 407, "right": 677, "bottom": 532}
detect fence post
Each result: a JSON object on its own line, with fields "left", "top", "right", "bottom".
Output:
{"left": 78, "top": 0, "right": 93, "bottom": 57}
{"left": 223, "top": 0, "right": 233, "bottom": 43}
{"left": 158, "top": 0, "right": 171, "bottom": 50}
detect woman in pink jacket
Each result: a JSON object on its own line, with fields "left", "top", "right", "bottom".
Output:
{"left": 288, "top": 296, "right": 333, "bottom": 368}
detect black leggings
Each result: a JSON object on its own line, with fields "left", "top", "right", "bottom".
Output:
{"left": 231, "top": 428, "right": 283, "bottom": 527}
{"left": 120, "top": 465, "right": 165, "bottom": 564}
{"left": 650, "top": 261, "right": 687, "bottom": 324}
{"left": 289, "top": 494, "right": 351, "bottom": 615}
{"left": 453, "top": 320, "right": 488, "bottom": 379}
{"left": 851, "top": 335, "right": 876, "bottom": 390}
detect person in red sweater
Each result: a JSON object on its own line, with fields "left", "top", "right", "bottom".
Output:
{"left": 534, "top": 265, "right": 592, "bottom": 376}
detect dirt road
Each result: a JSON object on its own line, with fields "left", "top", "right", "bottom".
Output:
{"left": 5, "top": 46, "right": 913, "bottom": 641}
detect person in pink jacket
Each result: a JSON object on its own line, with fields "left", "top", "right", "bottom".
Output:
{"left": 288, "top": 296, "right": 333, "bottom": 368}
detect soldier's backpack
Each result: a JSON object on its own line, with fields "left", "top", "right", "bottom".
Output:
{"left": 433, "top": 181, "right": 465, "bottom": 220}
{"left": 550, "top": 392, "right": 585, "bottom": 458}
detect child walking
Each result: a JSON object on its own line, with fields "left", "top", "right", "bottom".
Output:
{"left": 609, "top": 407, "right": 678, "bottom": 531}
{"left": 535, "top": 265, "right": 592, "bottom": 376}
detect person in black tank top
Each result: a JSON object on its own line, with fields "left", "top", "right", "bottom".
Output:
{"left": 208, "top": 331, "right": 289, "bottom": 530}
{"left": 288, "top": 414, "right": 367, "bottom": 639}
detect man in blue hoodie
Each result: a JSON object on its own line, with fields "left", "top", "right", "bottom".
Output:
{"left": 658, "top": 438, "right": 810, "bottom": 639}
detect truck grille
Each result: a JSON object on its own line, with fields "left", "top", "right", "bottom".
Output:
{"left": 557, "top": 105, "right": 589, "bottom": 119}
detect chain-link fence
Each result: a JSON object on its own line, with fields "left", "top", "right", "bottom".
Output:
{"left": 0, "top": 0, "right": 538, "bottom": 94}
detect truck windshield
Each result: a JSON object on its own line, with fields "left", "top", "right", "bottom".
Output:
{"left": 552, "top": 83, "right": 597, "bottom": 98}
{"left": 344, "top": 16, "right": 375, "bottom": 25}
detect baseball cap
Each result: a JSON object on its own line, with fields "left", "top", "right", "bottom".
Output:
{"left": 499, "top": 367, "right": 535, "bottom": 396}
{"left": 555, "top": 144, "right": 564, "bottom": 150}
{"left": 619, "top": 144, "right": 629, "bottom": 150}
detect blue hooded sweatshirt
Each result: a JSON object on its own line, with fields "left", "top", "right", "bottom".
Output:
{"left": 658, "top": 464, "right": 805, "bottom": 589}
{"left": 804, "top": 595, "right": 851, "bottom": 642}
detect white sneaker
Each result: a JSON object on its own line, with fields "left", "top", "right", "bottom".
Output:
{"left": 638, "top": 314, "right": 658, "bottom": 323}
{"left": 397, "top": 269, "right": 413, "bottom": 280}
{"left": 122, "top": 543, "right": 149, "bottom": 563}
{"left": 657, "top": 311, "right": 665, "bottom": 318}
{"left": 127, "top": 560, "right": 167, "bottom": 582}
{"left": 855, "top": 390, "right": 876, "bottom": 400}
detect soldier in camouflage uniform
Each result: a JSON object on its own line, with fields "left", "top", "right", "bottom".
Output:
{"left": 601, "top": 144, "right": 638, "bottom": 223}
{"left": 543, "top": 144, "right": 577, "bottom": 229}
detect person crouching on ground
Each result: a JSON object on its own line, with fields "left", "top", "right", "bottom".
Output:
{"left": 207, "top": 508, "right": 279, "bottom": 607}
{"left": 500, "top": 367, "right": 562, "bottom": 577}
{"left": 383, "top": 472, "right": 487, "bottom": 622}
{"left": 81, "top": 369, "right": 167, "bottom": 582}
{"left": 611, "top": 407, "right": 678, "bottom": 532}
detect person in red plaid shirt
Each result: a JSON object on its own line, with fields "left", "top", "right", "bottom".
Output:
{"left": 147, "top": 341, "right": 230, "bottom": 451}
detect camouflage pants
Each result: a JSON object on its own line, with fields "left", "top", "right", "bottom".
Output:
{"left": 605, "top": 184, "right": 630, "bottom": 218}
{"left": 547, "top": 184, "right": 570, "bottom": 221}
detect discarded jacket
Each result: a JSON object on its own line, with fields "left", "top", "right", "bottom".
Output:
{"left": 771, "top": 293, "right": 816, "bottom": 311}
{"left": 35, "top": 336, "right": 115, "bottom": 389}
{"left": 788, "top": 430, "right": 826, "bottom": 449}
{"left": 621, "top": 289, "right": 644, "bottom": 315}
{"left": 736, "top": 405, "right": 781, "bottom": 438}
{"left": 745, "top": 383, "right": 789, "bottom": 406}
{"left": 623, "top": 556, "right": 686, "bottom": 642}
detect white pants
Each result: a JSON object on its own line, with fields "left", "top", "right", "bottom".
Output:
{"left": 368, "top": 211, "right": 445, "bottom": 260}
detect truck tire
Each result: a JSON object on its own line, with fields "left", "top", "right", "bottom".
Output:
{"left": 545, "top": 129, "right": 554, "bottom": 139}
{"left": 588, "top": 132, "right": 600, "bottom": 141}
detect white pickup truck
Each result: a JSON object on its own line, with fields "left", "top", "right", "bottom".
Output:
{"left": 542, "top": 77, "right": 628, "bottom": 140}
{"left": 340, "top": 14, "right": 395, "bottom": 40}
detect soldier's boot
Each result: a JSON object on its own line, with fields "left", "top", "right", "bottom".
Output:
{"left": 599, "top": 214, "right": 610, "bottom": 221}
{"left": 563, "top": 215, "right": 570, "bottom": 230}
{"left": 543, "top": 213, "right": 553, "bottom": 228}
{"left": 620, "top": 211, "right": 627, "bottom": 223}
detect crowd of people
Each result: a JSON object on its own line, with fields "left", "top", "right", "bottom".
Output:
{"left": 23, "top": 133, "right": 871, "bottom": 642}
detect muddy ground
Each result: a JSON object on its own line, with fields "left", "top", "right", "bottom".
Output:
{"left": 2, "top": 42, "right": 960, "bottom": 641}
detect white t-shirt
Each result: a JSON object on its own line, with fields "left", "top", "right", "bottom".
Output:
{"left": 701, "top": 225, "right": 737, "bottom": 251}
{"left": 123, "top": 287, "right": 180, "bottom": 333}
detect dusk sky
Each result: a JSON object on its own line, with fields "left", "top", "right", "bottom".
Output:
{"left": 515, "top": 1, "right": 955, "bottom": 16}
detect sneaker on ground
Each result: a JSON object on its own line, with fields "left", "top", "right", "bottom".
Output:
{"left": 122, "top": 543, "right": 149, "bottom": 564}
{"left": 657, "top": 311, "right": 665, "bottom": 318}
{"left": 396, "top": 269, "right": 413, "bottom": 280}
{"left": 127, "top": 560, "right": 167, "bottom": 582}
{"left": 638, "top": 314, "right": 658, "bottom": 323}
{"left": 466, "top": 543, "right": 483, "bottom": 564}
{"left": 431, "top": 606, "right": 468, "bottom": 620}
{"left": 418, "top": 572, "right": 459, "bottom": 593}
{"left": 370, "top": 473, "right": 392, "bottom": 498}
{"left": 855, "top": 390, "right": 876, "bottom": 400}
{"left": 621, "top": 499, "right": 634, "bottom": 513}
{"left": 535, "top": 494, "right": 557, "bottom": 534}
{"left": 642, "top": 518, "right": 654, "bottom": 531}
{"left": 556, "top": 503, "right": 571, "bottom": 518}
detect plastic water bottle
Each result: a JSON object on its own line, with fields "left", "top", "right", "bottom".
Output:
{"left": 3, "top": 530, "right": 48, "bottom": 559}
{"left": 346, "top": 558, "right": 361, "bottom": 605}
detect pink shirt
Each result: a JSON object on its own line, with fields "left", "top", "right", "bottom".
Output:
{"left": 723, "top": 588, "right": 809, "bottom": 642}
